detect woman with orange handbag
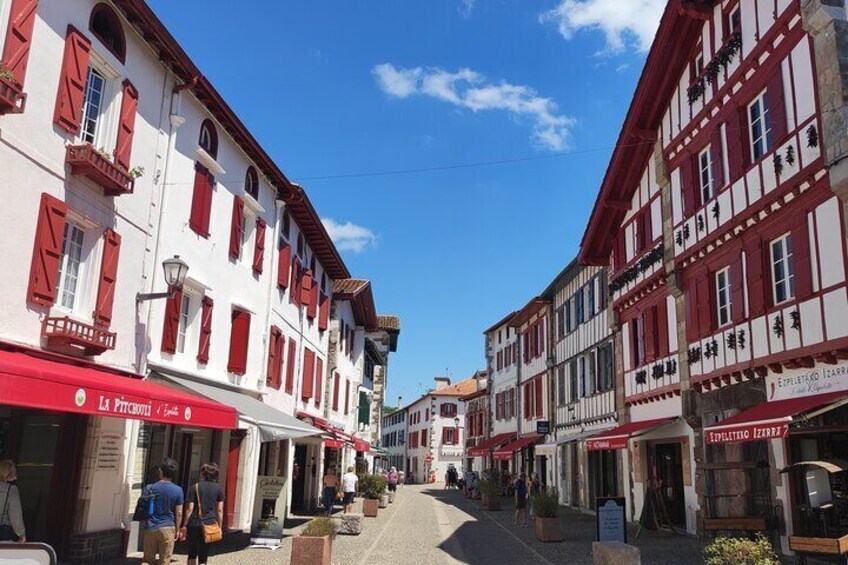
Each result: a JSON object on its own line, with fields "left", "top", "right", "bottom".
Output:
{"left": 180, "top": 463, "right": 224, "bottom": 565}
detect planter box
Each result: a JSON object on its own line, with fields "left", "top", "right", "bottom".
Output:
{"left": 0, "top": 75, "right": 25, "bottom": 115}
{"left": 66, "top": 144, "right": 134, "bottom": 196}
{"left": 291, "top": 535, "right": 332, "bottom": 565}
{"left": 362, "top": 498, "right": 379, "bottom": 517}
{"left": 535, "top": 517, "right": 563, "bottom": 542}
{"left": 483, "top": 494, "right": 501, "bottom": 511}
{"left": 378, "top": 494, "right": 388, "bottom": 508}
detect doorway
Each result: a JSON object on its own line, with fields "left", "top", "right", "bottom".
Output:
{"left": 588, "top": 450, "right": 618, "bottom": 510}
{"left": 291, "top": 444, "right": 308, "bottom": 512}
{"left": 653, "top": 442, "right": 686, "bottom": 527}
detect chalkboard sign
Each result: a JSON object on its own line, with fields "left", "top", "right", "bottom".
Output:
{"left": 596, "top": 496, "right": 627, "bottom": 543}
{"left": 536, "top": 420, "right": 550, "bottom": 435}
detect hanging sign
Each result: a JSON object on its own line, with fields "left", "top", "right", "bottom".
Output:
{"left": 766, "top": 362, "right": 848, "bottom": 401}
{"left": 536, "top": 420, "right": 550, "bottom": 435}
{"left": 596, "top": 497, "right": 627, "bottom": 543}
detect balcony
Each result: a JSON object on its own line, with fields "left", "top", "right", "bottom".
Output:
{"left": 65, "top": 144, "right": 134, "bottom": 196}
{"left": 41, "top": 316, "right": 116, "bottom": 356}
{"left": 0, "top": 75, "right": 25, "bottom": 115}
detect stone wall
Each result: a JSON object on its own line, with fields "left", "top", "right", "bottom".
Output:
{"left": 68, "top": 528, "right": 125, "bottom": 564}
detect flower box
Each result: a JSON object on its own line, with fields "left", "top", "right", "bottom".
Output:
{"left": 0, "top": 75, "right": 25, "bottom": 115}
{"left": 65, "top": 144, "right": 134, "bottom": 196}
{"left": 290, "top": 535, "right": 332, "bottom": 565}
{"left": 362, "top": 498, "right": 379, "bottom": 517}
{"left": 41, "top": 316, "right": 116, "bottom": 356}
{"left": 534, "top": 517, "right": 563, "bottom": 543}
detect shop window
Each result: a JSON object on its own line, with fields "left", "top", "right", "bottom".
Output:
{"left": 716, "top": 268, "right": 731, "bottom": 327}
{"left": 199, "top": 119, "right": 218, "bottom": 159}
{"left": 699, "top": 146, "right": 714, "bottom": 203}
{"left": 89, "top": 3, "right": 126, "bottom": 63}
{"left": 771, "top": 233, "right": 795, "bottom": 305}
{"left": 80, "top": 66, "right": 107, "bottom": 145}
{"left": 749, "top": 91, "right": 772, "bottom": 161}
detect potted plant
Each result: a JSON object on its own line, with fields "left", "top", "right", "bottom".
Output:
{"left": 533, "top": 488, "right": 563, "bottom": 542}
{"left": 704, "top": 534, "right": 780, "bottom": 565}
{"left": 359, "top": 474, "right": 386, "bottom": 517}
{"left": 479, "top": 469, "right": 502, "bottom": 511}
{"left": 290, "top": 517, "right": 336, "bottom": 565}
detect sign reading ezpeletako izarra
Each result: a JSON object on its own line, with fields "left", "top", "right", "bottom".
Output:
{"left": 766, "top": 361, "right": 848, "bottom": 402}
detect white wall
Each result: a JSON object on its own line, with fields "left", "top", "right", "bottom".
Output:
{"left": 487, "top": 323, "right": 519, "bottom": 437}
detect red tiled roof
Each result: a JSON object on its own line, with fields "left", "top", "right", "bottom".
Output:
{"left": 333, "top": 279, "right": 370, "bottom": 297}
{"left": 377, "top": 315, "right": 401, "bottom": 332}
{"left": 509, "top": 297, "right": 550, "bottom": 328}
{"left": 332, "top": 280, "right": 377, "bottom": 331}
{"left": 435, "top": 377, "right": 478, "bottom": 397}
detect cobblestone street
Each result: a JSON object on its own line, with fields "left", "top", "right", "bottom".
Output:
{"left": 113, "top": 484, "right": 706, "bottom": 565}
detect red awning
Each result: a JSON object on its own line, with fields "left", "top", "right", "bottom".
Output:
{"left": 493, "top": 434, "right": 542, "bottom": 460}
{"left": 468, "top": 432, "right": 516, "bottom": 457}
{"left": 586, "top": 418, "right": 675, "bottom": 451}
{"left": 324, "top": 438, "right": 344, "bottom": 450}
{"left": 0, "top": 349, "right": 236, "bottom": 429}
{"left": 705, "top": 392, "right": 848, "bottom": 445}
{"left": 354, "top": 438, "right": 370, "bottom": 453}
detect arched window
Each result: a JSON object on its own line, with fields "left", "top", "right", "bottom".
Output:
{"left": 89, "top": 3, "right": 126, "bottom": 63}
{"left": 245, "top": 166, "right": 259, "bottom": 200}
{"left": 199, "top": 119, "right": 218, "bottom": 159}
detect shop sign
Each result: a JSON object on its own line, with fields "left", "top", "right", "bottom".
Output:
{"left": 96, "top": 431, "right": 123, "bottom": 472}
{"left": 705, "top": 422, "right": 788, "bottom": 445}
{"left": 596, "top": 497, "right": 627, "bottom": 543}
{"left": 536, "top": 420, "right": 550, "bottom": 435}
{"left": 586, "top": 437, "right": 628, "bottom": 451}
{"left": 76, "top": 387, "right": 194, "bottom": 423}
{"left": 766, "top": 362, "right": 848, "bottom": 401}
{"left": 250, "top": 476, "right": 288, "bottom": 546}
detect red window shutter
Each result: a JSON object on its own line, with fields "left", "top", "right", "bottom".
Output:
{"left": 227, "top": 310, "right": 251, "bottom": 375}
{"left": 189, "top": 164, "right": 213, "bottom": 237}
{"left": 266, "top": 326, "right": 282, "bottom": 389}
{"left": 315, "top": 357, "right": 324, "bottom": 407}
{"left": 696, "top": 276, "right": 712, "bottom": 337}
{"left": 307, "top": 282, "right": 318, "bottom": 319}
{"left": 792, "top": 214, "right": 813, "bottom": 299}
{"left": 27, "top": 193, "right": 67, "bottom": 306}
{"left": 524, "top": 383, "right": 530, "bottom": 419}
{"left": 711, "top": 127, "right": 724, "bottom": 190}
{"left": 301, "top": 348, "right": 315, "bottom": 400}
{"left": 344, "top": 379, "right": 350, "bottom": 414}
{"left": 197, "top": 296, "right": 213, "bottom": 364}
{"left": 285, "top": 338, "right": 296, "bottom": 394}
{"left": 229, "top": 196, "right": 245, "bottom": 261}
{"left": 1, "top": 0, "right": 39, "bottom": 87}
{"left": 644, "top": 305, "right": 657, "bottom": 361}
{"left": 644, "top": 208, "right": 654, "bottom": 247}
{"left": 160, "top": 285, "right": 182, "bottom": 354}
{"left": 730, "top": 254, "right": 745, "bottom": 322}
{"left": 681, "top": 154, "right": 698, "bottom": 217}
{"left": 289, "top": 259, "right": 301, "bottom": 305}
{"left": 93, "top": 229, "right": 121, "bottom": 327}
{"left": 332, "top": 372, "right": 340, "bottom": 411}
{"left": 441, "top": 428, "right": 448, "bottom": 444}
{"left": 114, "top": 80, "right": 138, "bottom": 171}
{"left": 768, "top": 67, "right": 787, "bottom": 144}
{"left": 535, "top": 377, "right": 543, "bottom": 418}
{"left": 53, "top": 26, "right": 91, "bottom": 134}
{"left": 277, "top": 242, "right": 292, "bottom": 289}
{"left": 656, "top": 299, "right": 669, "bottom": 357}
{"left": 300, "top": 269, "right": 313, "bottom": 307}
{"left": 745, "top": 237, "right": 766, "bottom": 316}
{"left": 253, "top": 217, "right": 266, "bottom": 274}
{"left": 318, "top": 293, "right": 330, "bottom": 331}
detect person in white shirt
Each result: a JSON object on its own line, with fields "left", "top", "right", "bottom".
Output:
{"left": 341, "top": 466, "right": 359, "bottom": 514}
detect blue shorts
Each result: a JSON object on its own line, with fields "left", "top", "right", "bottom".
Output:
{"left": 343, "top": 492, "right": 355, "bottom": 505}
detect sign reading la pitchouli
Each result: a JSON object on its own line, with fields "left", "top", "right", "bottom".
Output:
{"left": 767, "top": 361, "right": 848, "bottom": 402}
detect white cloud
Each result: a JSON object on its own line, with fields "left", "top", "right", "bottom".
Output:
{"left": 540, "top": 0, "right": 665, "bottom": 54}
{"left": 322, "top": 218, "right": 378, "bottom": 253}
{"left": 372, "top": 63, "right": 575, "bottom": 150}
{"left": 459, "top": 0, "right": 475, "bottom": 17}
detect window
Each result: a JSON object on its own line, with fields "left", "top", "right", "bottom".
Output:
{"left": 56, "top": 223, "right": 86, "bottom": 310}
{"left": 245, "top": 167, "right": 259, "bottom": 200}
{"left": 443, "top": 428, "right": 457, "bottom": 445}
{"left": 565, "top": 299, "right": 572, "bottom": 333}
{"left": 556, "top": 305, "right": 565, "bottom": 340}
{"left": 587, "top": 351, "right": 597, "bottom": 395}
{"left": 569, "top": 359, "right": 578, "bottom": 403}
{"left": 771, "top": 234, "right": 795, "bottom": 305}
{"left": 176, "top": 292, "right": 191, "bottom": 353}
{"left": 631, "top": 317, "right": 642, "bottom": 368}
{"left": 578, "top": 356, "right": 586, "bottom": 398}
{"left": 749, "top": 92, "right": 772, "bottom": 161}
{"left": 716, "top": 268, "right": 731, "bottom": 327}
{"left": 587, "top": 282, "right": 596, "bottom": 318}
{"left": 696, "top": 54, "right": 704, "bottom": 76}
{"left": 421, "top": 429, "right": 427, "bottom": 446}
{"left": 80, "top": 67, "right": 106, "bottom": 145}
{"left": 730, "top": 5, "right": 741, "bottom": 33}
{"left": 575, "top": 291, "right": 584, "bottom": 325}
{"left": 557, "top": 365, "right": 566, "bottom": 406}
{"left": 598, "top": 343, "right": 614, "bottom": 392}
{"left": 89, "top": 3, "right": 126, "bottom": 63}
{"left": 199, "top": 119, "right": 218, "bottom": 159}
{"left": 699, "top": 146, "right": 714, "bottom": 203}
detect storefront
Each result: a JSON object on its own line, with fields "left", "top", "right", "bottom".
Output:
{"left": 493, "top": 434, "right": 542, "bottom": 476}
{"left": 551, "top": 427, "right": 612, "bottom": 509}
{"left": 467, "top": 432, "right": 514, "bottom": 473}
{"left": 0, "top": 348, "right": 236, "bottom": 561}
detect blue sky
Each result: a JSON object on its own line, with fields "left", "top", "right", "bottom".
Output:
{"left": 147, "top": 0, "right": 663, "bottom": 406}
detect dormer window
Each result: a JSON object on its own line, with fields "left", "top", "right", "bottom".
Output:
{"left": 199, "top": 119, "right": 218, "bottom": 159}
{"left": 245, "top": 166, "right": 259, "bottom": 200}
{"left": 89, "top": 3, "right": 126, "bottom": 63}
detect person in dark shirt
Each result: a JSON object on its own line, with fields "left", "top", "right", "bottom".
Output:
{"left": 180, "top": 462, "right": 225, "bottom": 565}
{"left": 514, "top": 473, "right": 528, "bottom": 527}
{"left": 143, "top": 458, "right": 184, "bottom": 565}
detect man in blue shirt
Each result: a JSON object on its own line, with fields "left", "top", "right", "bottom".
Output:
{"left": 514, "top": 473, "right": 528, "bottom": 527}
{"left": 143, "top": 458, "right": 184, "bottom": 565}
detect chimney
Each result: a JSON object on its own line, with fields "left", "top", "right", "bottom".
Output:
{"left": 434, "top": 377, "right": 451, "bottom": 390}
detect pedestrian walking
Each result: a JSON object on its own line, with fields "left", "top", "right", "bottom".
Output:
{"left": 322, "top": 467, "right": 339, "bottom": 516}
{"left": 513, "top": 473, "right": 528, "bottom": 527}
{"left": 387, "top": 467, "right": 399, "bottom": 493}
{"left": 142, "top": 458, "right": 184, "bottom": 565}
{"left": 179, "top": 463, "right": 224, "bottom": 565}
{"left": 341, "top": 466, "right": 359, "bottom": 514}
{"left": 0, "top": 460, "right": 25, "bottom": 543}
{"left": 529, "top": 473, "right": 541, "bottom": 520}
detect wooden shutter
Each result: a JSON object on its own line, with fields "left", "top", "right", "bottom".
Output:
{"left": 344, "top": 379, "right": 350, "bottom": 414}
{"left": 332, "top": 372, "right": 340, "bottom": 411}
{"left": 277, "top": 242, "right": 292, "bottom": 289}
{"left": 696, "top": 276, "right": 712, "bottom": 337}
{"left": 253, "top": 217, "right": 266, "bottom": 274}
{"left": 266, "top": 326, "right": 282, "bottom": 389}
{"left": 745, "top": 237, "right": 766, "bottom": 316}
{"left": 285, "top": 338, "right": 296, "bottom": 394}
{"left": 197, "top": 296, "right": 213, "bottom": 364}
{"left": 727, "top": 109, "right": 746, "bottom": 180}
{"left": 189, "top": 164, "right": 213, "bottom": 237}
{"left": 307, "top": 282, "right": 318, "bottom": 319}
{"left": 93, "top": 229, "right": 121, "bottom": 326}
{"left": 684, "top": 278, "right": 699, "bottom": 342}
{"left": 441, "top": 428, "right": 449, "bottom": 444}
{"left": 229, "top": 196, "right": 245, "bottom": 260}
{"left": 27, "top": 193, "right": 67, "bottom": 306}
{"left": 644, "top": 208, "right": 654, "bottom": 246}
{"left": 644, "top": 305, "right": 657, "bottom": 361}
{"left": 114, "top": 80, "right": 138, "bottom": 171}
{"left": 1, "top": 0, "right": 39, "bottom": 86}
{"left": 160, "top": 285, "right": 182, "bottom": 354}
{"left": 535, "top": 377, "right": 543, "bottom": 418}
{"left": 768, "top": 67, "right": 787, "bottom": 144}
{"left": 730, "top": 254, "right": 745, "bottom": 322}
{"left": 681, "top": 154, "right": 697, "bottom": 217}
{"left": 318, "top": 293, "right": 330, "bottom": 330}
{"left": 53, "top": 26, "right": 91, "bottom": 134}
{"left": 300, "top": 269, "right": 313, "bottom": 307}
{"left": 792, "top": 214, "right": 813, "bottom": 299}
{"left": 315, "top": 357, "right": 324, "bottom": 407}
{"left": 301, "top": 348, "right": 315, "bottom": 400}
{"left": 227, "top": 309, "right": 250, "bottom": 375}
{"left": 289, "top": 259, "right": 301, "bottom": 305}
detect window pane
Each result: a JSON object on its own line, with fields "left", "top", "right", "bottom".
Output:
{"left": 57, "top": 224, "right": 85, "bottom": 310}
{"left": 80, "top": 68, "right": 105, "bottom": 145}
{"left": 177, "top": 294, "right": 190, "bottom": 353}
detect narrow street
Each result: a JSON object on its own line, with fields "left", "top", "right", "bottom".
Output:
{"left": 116, "top": 484, "right": 705, "bottom": 565}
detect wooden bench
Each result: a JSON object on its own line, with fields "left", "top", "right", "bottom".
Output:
{"left": 703, "top": 517, "right": 768, "bottom": 531}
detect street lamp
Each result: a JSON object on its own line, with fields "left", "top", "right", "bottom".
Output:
{"left": 137, "top": 256, "right": 190, "bottom": 302}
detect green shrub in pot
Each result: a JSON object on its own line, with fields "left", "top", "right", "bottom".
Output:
{"left": 358, "top": 474, "right": 387, "bottom": 500}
